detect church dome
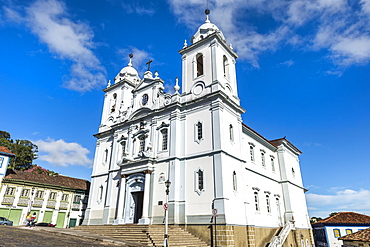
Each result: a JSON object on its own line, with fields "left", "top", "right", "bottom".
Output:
{"left": 192, "top": 13, "right": 226, "bottom": 44}
{"left": 114, "top": 56, "right": 141, "bottom": 84}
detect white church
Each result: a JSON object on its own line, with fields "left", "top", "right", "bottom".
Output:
{"left": 84, "top": 11, "right": 313, "bottom": 247}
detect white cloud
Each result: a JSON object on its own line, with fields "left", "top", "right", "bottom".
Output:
{"left": 167, "top": 0, "right": 370, "bottom": 68}
{"left": 3, "top": 0, "right": 106, "bottom": 92}
{"left": 34, "top": 138, "right": 93, "bottom": 167}
{"left": 306, "top": 188, "right": 370, "bottom": 218}
{"left": 361, "top": 0, "right": 370, "bottom": 14}
{"left": 124, "top": 2, "right": 156, "bottom": 15}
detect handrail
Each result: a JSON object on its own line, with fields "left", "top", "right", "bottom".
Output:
{"left": 269, "top": 221, "right": 295, "bottom": 247}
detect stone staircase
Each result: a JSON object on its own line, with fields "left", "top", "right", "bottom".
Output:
{"left": 73, "top": 224, "right": 210, "bottom": 247}
{"left": 267, "top": 221, "right": 295, "bottom": 247}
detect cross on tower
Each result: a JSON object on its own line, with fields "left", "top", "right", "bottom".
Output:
{"left": 146, "top": 59, "right": 153, "bottom": 71}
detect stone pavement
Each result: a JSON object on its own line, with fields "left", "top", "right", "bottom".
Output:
{"left": 0, "top": 225, "right": 146, "bottom": 247}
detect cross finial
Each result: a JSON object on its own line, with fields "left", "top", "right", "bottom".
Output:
{"left": 146, "top": 59, "right": 153, "bottom": 71}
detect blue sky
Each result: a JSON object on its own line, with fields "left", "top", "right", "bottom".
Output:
{"left": 1, "top": 0, "right": 369, "bottom": 218}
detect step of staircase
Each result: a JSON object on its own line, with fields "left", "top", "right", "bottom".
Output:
{"left": 73, "top": 224, "right": 210, "bottom": 247}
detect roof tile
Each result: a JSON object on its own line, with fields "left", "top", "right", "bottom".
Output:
{"left": 4, "top": 169, "right": 90, "bottom": 191}
{"left": 339, "top": 228, "right": 370, "bottom": 241}
{"left": 0, "top": 146, "right": 15, "bottom": 156}
{"left": 313, "top": 212, "right": 370, "bottom": 225}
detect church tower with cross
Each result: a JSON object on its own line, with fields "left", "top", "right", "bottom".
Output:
{"left": 84, "top": 10, "right": 313, "bottom": 247}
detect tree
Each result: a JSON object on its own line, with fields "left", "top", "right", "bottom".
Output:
{"left": 310, "top": 217, "right": 323, "bottom": 223}
{"left": 0, "top": 130, "right": 38, "bottom": 170}
{"left": 329, "top": 212, "right": 339, "bottom": 217}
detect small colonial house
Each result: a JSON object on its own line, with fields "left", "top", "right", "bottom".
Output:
{"left": 0, "top": 169, "right": 90, "bottom": 228}
{"left": 0, "top": 146, "right": 15, "bottom": 186}
{"left": 312, "top": 212, "right": 370, "bottom": 247}
{"left": 340, "top": 227, "right": 370, "bottom": 247}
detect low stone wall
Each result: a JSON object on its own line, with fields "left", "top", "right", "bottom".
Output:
{"left": 178, "top": 224, "right": 313, "bottom": 247}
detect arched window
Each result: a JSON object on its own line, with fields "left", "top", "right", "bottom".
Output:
{"left": 254, "top": 192, "right": 259, "bottom": 211}
{"left": 195, "top": 121, "right": 203, "bottom": 142}
{"left": 271, "top": 157, "right": 275, "bottom": 172}
{"left": 229, "top": 124, "right": 234, "bottom": 142}
{"left": 99, "top": 185, "right": 103, "bottom": 201}
{"left": 161, "top": 129, "right": 168, "bottom": 151}
{"left": 266, "top": 195, "right": 271, "bottom": 213}
{"left": 233, "top": 171, "right": 237, "bottom": 191}
{"left": 223, "top": 55, "right": 230, "bottom": 80}
{"left": 195, "top": 168, "right": 205, "bottom": 195}
{"left": 196, "top": 53, "right": 204, "bottom": 77}
{"left": 104, "top": 149, "right": 109, "bottom": 163}
{"left": 197, "top": 169, "right": 204, "bottom": 191}
{"left": 250, "top": 146, "right": 254, "bottom": 162}
{"left": 111, "top": 93, "right": 117, "bottom": 112}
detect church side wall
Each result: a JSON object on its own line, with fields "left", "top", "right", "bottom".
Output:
{"left": 184, "top": 155, "right": 214, "bottom": 224}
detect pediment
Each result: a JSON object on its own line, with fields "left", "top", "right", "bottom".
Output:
{"left": 129, "top": 107, "right": 152, "bottom": 121}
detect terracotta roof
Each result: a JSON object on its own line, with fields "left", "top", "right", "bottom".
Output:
{"left": 242, "top": 123, "right": 277, "bottom": 148}
{"left": 0, "top": 146, "right": 15, "bottom": 156}
{"left": 339, "top": 228, "right": 370, "bottom": 242}
{"left": 313, "top": 212, "right": 370, "bottom": 226}
{"left": 269, "top": 138, "right": 302, "bottom": 154}
{"left": 4, "top": 169, "right": 90, "bottom": 191}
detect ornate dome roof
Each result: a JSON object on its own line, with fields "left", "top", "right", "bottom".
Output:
{"left": 192, "top": 13, "right": 225, "bottom": 44}
{"left": 114, "top": 56, "right": 141, "bottom": 84}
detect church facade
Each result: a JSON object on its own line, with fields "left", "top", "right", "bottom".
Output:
{"left": 84, "top": 13, "right": 313, "bottom": 247}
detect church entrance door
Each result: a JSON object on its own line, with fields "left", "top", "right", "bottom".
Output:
{"left": 123, "top": 173, "right": 145, "bottom": 224}
{"left": 131, "top": 191, "right": 144, "bottom": 223}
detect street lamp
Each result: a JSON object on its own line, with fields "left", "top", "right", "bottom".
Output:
{"left": 163, "top": 179, "right": 171, "bottom": 247}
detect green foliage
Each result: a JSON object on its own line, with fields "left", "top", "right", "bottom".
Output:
{"left": 310, "top": 217, "right": 323, "bottom": 223}
{"left": 25, "top": 165, "right": 58, "bottom": 176}
{"left": 329, "top": 212, "right": 339, "bottom": 217}
{"left": 0, "top": 130, "right": 38, "bottom": 170}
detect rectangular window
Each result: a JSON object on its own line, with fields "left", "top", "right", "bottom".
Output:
{"left": 139, "top": 136, "right": 145, "bottom": 152}
{"left": 73, "top": 195, "right": 81, "bottom": 204}
{"left": 345, "top": 229, "right": 352, "bottom": 235}
{"left": 161, "top": 129, "right": 168, "bottom": 151}
{"left": 250, "top": 146, "right": 254, "bottom": 162}
{"left": 61, "top": 194, "right": 68, "bottom": 202}
{"left": 5, "top": 187, "right": 15, "bottom": 196}
{"left": 21, "top": 189, "right": 30, "bottom": 197}
{"left": 333, "top": 229, "right": 341, "bottom": 238}
{"left": 49, "top": 192, "right": 56, "bottom": 200}
{"left": 35, "top": 190, "right": 44, "bottom": 199}
{"left": 121, "top": 141, "right": 126, "bottom": 157}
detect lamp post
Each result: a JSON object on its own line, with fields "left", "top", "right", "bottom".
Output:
{"left": 163, "top": 179, "right": 171, "bottom": 247}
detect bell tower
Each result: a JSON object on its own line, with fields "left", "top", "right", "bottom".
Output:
{"left": 179, "top": 10, "right": 240, "bottom": 105}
